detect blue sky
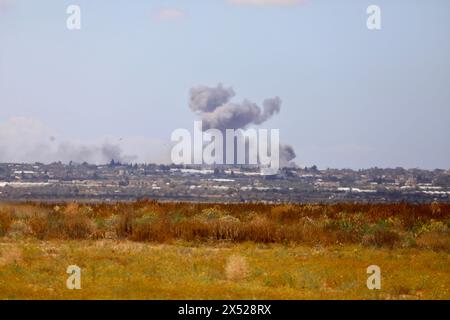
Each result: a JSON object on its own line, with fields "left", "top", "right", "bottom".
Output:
{"left": 0, "top": 0, "right": 449, "bottom": 169}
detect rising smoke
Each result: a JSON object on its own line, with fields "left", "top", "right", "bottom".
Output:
{"left": 189, "top": 84, "right": 296, "bottom": 165}
{"left": 189, "top": 84, "right": 281, "bottom": 130}
{"left": 0, "top": 117, "right": 136, "bottom": 164}
{"left": 54, "top": 141, "right": 135, "bottom": 164}
{"left": 280, "top": 144, "right": 296, "bottom": 165}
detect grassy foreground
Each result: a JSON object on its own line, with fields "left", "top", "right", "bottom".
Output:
{"left": 0, "top": 239, "right": 449, "bottom": 300}
{"left": 0, "top": 201, "right": 449, "bottom": 299}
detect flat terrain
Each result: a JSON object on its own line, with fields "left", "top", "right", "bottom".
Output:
{"left": 0, "top": 201, "right": 449, "bottom": 299}
{"left": 1, "top": 240, "right": 448, "bottom": 300}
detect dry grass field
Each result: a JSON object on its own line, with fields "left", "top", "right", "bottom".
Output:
{"left": 0, "top": 201, "right": 449, "bottom": 299}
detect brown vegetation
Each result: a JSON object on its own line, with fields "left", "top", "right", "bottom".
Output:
{"left": 0, "top": 201, "right": 448, "bottom": 250}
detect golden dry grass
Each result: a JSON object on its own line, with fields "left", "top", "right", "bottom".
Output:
{"left": 0, "top": 239, "right": 448, "bottom": 300}
{"left": 0, "top": 201, "right": 449, "bottom": 299}
{"left": 225, "top": 255, "right": 250, "bottom": 281}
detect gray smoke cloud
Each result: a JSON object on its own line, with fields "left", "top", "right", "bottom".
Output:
{"left": 189, "top": 84, "right": 235, "bottom": 113}
{"left": 280, "top": 144, "right": 296, "bottom": 165}
{"left": 54, "top": 142, "right": 135, "bottom": 164}
{"left": 189, "top": 84, "right": 281, "bottom": 130}
{"left": 0, "top": 117, "right": 136, "bottom": 164}
{"left": 188, "top": 84, "right": 296, "bottom": 166}
{"left": 257, "top": 97, "right": 282, "bottom": 124}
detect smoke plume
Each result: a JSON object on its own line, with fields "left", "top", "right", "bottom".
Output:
{"left": 189, "top": 84, "right": 281, "bottom": 130}
{"left": 280, "top": 144, "right": 296, "bottom": 165}
{"left": 0, "top": 117, "right": 136, "bottom": 164}
{"left": 54, "top": 142, "right": 135, "bottom": 164}
{"left": 188, "top": 84, "right": 296, "bottom": 166}
{"left": 189, "top": 84, "right": 235, "bottom": 113}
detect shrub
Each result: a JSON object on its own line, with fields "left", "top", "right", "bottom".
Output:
{"left": 416, "top": 231, "right": 449, "bottom": 251}
{"left": 196, "top": 207, "right": 229, "bottom": 221}
{"left": 62, "top": 212, "right": 94, "bottom": 239}
{"left": 29, "top": 210, "right": 93, "bottom": 239}
{"left": 430, "top": 201, "right": 443, "bottom": 217}
{"left": 225, "top": 255, "right": 249, "bottom": 281}
{"left": 1, "top": 201, "right": 449, "bottom": 250}
{"left": 8, "top": 220, "right": 31, "bottom": 238}
{"left": 417, "top": 220, "right": 448, "bottom": 235}
{"left": 131, "top": 220, "right": 171, "bottom": 242}
{"left": 115, "top": 212, "right": 135, "bottom": 238}
{"left": 238, "top": 216, "right": 277, "bottom": 243}
{"left": 0, "top": 210, "right": 12, "bottom": 236}
{"left": 270, "top": 205, "right": 299, "bottom": 223}
{"left": 210, "top": 217, "right": 240, "bottom": 241}
{"left": 363, "top": 227, "right": 400, "bottom": 248}
{"left": 29, "top": 214, "right": 49, "bottom": 239}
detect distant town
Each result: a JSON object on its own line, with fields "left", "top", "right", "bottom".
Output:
{"left": 0, "top": 161, "right": 449, "bottom": 203}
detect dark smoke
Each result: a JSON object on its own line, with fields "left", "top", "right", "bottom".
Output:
{"left": 189, "top": 84, "right": 235, "bottom": 113}
{"left": 256, "top": 97, "right": 282, "bottom": 124}
{"left": 189, "top": 84, "right": 281, "bottom": 130}
{"left": 188, "top": 84, "right": 296, "bottom": 166}
{"left": 280, "top": 144, "right": 296, "bottom": 164}
{"left": 55, "top": 142, "right": 135, "bottom": 164}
